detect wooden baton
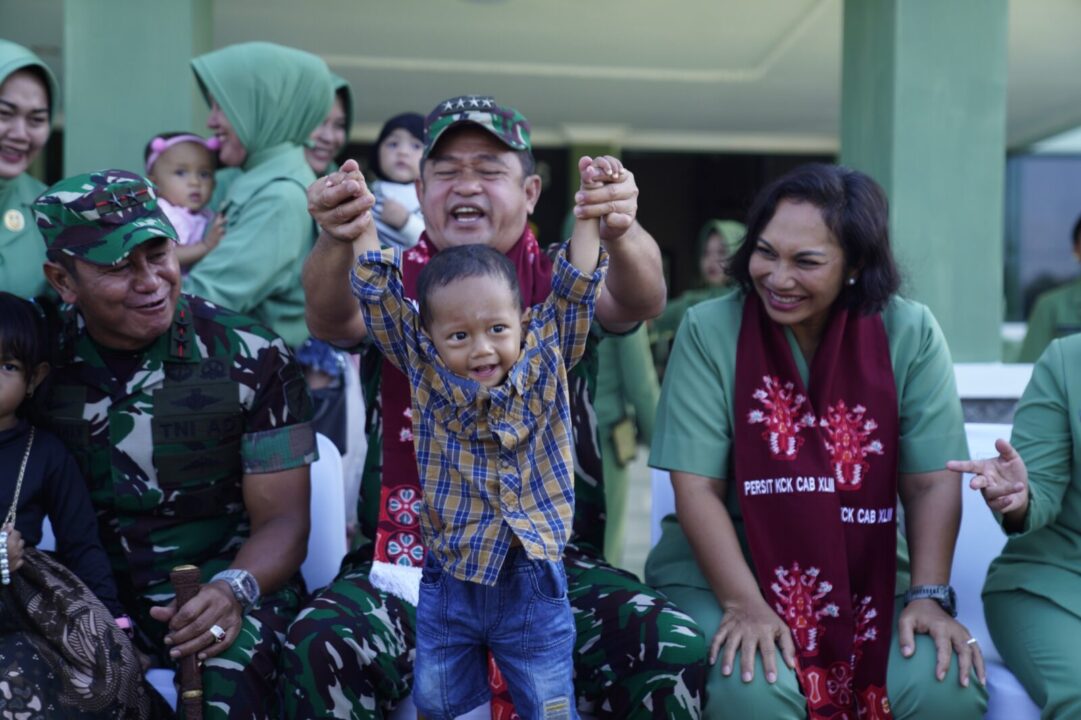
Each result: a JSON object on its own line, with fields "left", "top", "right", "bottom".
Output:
{"left": 170, "top": 564, "right": 204, "bottom": 720}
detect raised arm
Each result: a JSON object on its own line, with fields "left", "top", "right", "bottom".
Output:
{"left": 568, "top": 156, "right": 603, "bottom": 274}
{"left": 302, "top": 159, "right": 377, "bottom": 347}
{"left": 573, "top": 157, "right": 666, "bottom": 332}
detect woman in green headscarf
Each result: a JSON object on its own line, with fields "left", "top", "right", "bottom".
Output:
{"left": 211, "top": 74, "right": 353, "bottom": 207}
{"left": 650, "top": 219, "right": 745, "bottom": 378}
{"left": 185, "top": 42, "right": 333, "bottom": 348}
{"left": 305, "top": 73, "right": 354, "bottom": 177}
{"left": 0, "top": 40, "right": 58, "bottom": 299}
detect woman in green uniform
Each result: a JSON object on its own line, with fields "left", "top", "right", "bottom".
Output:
{"left": 185, "top": 42, "right": 332, "bottom": 348}
{"left": 594, "top": 322, "right": 660, "bottom": 566}
{"left": 650, "top": 219, "right": 743, "bottom": 379}
{"left": 646, "top": 164, "right": 987, "bottom": 719}
{"left": 1018, "top": 215, "right": 1081, "bottom": 362}
{"left": 0, "top": 40, "right": 58, "bottom": 298}
{"left": 948, "top": 333, "right": 1081, "bottom": 718}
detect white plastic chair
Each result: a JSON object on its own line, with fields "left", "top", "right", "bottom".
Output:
{"left": 302, "top": 433, "right": 348, "bottom": 592}
{"left": 650, "top": 467, "right": 674, "bottom": 547}
{"left": 955, "top": 423, "right": 1040, "bottom": 720}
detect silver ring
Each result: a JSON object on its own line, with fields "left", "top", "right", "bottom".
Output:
{"left": 209, "top": 624, "right": 226, "bottom": 643}
{"left": 966, "top": 637, "right": 979, "bottom": 645}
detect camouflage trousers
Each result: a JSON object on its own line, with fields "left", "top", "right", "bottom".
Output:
{"left": 130, "top": 586, "right": 302, "bottom": 720}
{"left": 279, "top": 543, "right": 707, "bottom": 719}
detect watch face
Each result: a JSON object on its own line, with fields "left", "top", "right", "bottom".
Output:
{"left": 238, "top": 572, "right": 259, "bottom": 602}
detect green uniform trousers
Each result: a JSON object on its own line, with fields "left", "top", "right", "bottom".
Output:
{"left": 659, "top": 584, "right": 988, "bottom": 720}
{"left": 985, "top": 589, "right": 1078, "bottom": 719}
{"left": 280, "top": 543, "right": 707, "bottom": 719}
{"left": 132, "top": 586, "right": 301, "bottom": 720}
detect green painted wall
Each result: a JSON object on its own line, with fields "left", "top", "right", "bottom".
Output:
{"left": 63, "top": 0, "right": 212, "bottom": 175}
{"left": 841, "top": 0, "right": 1008, "bottom": 361}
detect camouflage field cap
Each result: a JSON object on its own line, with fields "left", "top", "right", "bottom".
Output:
{"left": 34, "top": 169, "right": 178, "bottom": 266}
{"left": 423, "top": 95, "right": 531, "bottom": 159}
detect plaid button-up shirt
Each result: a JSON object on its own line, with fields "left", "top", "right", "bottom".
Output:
{"left": 351, "top": 245, "right": 607, "bottom": 585}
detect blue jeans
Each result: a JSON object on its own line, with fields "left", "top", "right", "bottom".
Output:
{"left": 413, "top": 547, "right": 577, "bottom": 720}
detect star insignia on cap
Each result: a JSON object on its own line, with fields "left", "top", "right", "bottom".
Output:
{"left": 468, "top": 96, "right": 480, "bottom": 108}
{"left": 442, "top": 100, "right": 454, "bottom": 112}
{"left": 456, "top": 97, "right": 466, "bottom": 109}
{"left": 481, "top": 98, "right": 493, "bottom": 108}
{"left": 123, "top": 186, "right": 145, "bottom": 203}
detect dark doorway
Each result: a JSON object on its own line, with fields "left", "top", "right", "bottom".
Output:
{"left": 625, "top": 150, "right": 833, "bottom": 298}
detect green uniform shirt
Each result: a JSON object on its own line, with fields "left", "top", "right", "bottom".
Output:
{"left": 184, "top": 144, "right": 316, "bottom": 347}
{"left": 647, "top": 292, "right": 968, "bottom": 593}
{"left": 0, "top": 172, "right": 48, "bottom": 297}
{"left": 1018, "top": 278, "right": 1081, "bottom": 363}
{"left": 985, "top": 333, "right": 1081, "bottom": 619}
{"left": 37, "top": 295, "right": 316, "bottom": 602}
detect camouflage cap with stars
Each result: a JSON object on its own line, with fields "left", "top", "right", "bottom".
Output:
{"left": 423, "top": 95, "right": 531, "bottom": 160}
{"left": 33, "top": 169, "right": 178, "bottom": 267}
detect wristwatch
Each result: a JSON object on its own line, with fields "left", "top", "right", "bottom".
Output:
{"left": 211, "top": 569, "right": 261, "bottom": 611}
{"left": 903, "top": 584, "right": 957, "bottom": 617}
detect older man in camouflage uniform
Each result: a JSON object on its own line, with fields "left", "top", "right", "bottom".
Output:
{"left": 284, "top": 97, "right": 708, "bottom": 719}
{"left": 33, "top": 169, "right": 316, "bottom": 719}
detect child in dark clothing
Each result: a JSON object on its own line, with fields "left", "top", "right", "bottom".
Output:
{"left": 0, "top": 291, "right": 125, "bottom": 619}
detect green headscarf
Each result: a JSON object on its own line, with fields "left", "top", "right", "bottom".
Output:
{"left": 697, "top": 218, "right": 745, "bottom": 260}
{"left": 0, "top": 40, "right": 60, "bottom": 122}
{"left": 331, "top": 72, "right": 355, "bottom": 138}
{"left": 191, "top": 42, "right": 332, "bottom": 156}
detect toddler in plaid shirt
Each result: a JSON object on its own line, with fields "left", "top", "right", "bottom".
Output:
{"left": 347, "top": 158, "right": 614, "bottom": 719}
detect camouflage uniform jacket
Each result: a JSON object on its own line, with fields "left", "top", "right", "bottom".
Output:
{"left": 37, "top": 294, "right": 317, "bottom": 603}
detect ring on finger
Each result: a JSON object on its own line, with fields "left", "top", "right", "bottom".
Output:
{"left": 965, "top": 637, "right": 979, "bottom": 646}
{"left": 209, "top": 624, "right": 226, "bottom": 643}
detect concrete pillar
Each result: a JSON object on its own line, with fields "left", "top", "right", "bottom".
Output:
{"left": 63, "top": 0, "right": 212, "bottom": 175}
{"left": 841, "top": 0, "right": 1008, "bottom": 361}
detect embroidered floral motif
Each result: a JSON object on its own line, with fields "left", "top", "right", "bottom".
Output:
{"left": 859, "top": 685, "right": 893, "bottom": 719}
{"left": 405, "top": 246, "right": 429, "bottom": 265}
{"left": 852, "top": 595, "right": 879, "bottom": 660}
{"left": 826, "top": 661, "right": 854, "bottom": 709}
{"left": 398, "top": 407, "right": 414, "bottom": 443}
{"left": 820, "top": 400, "right": 884, "bottom": 490}
{"left": 748, "top": 376, "right": 816, "bottom": 460}
{"left": 386, "top": 487, "right": 423, "bottom": 526}
{"left": 771, "top": 563, "right": 839, "bottom": 654}
{"left": 385, "top": 531, "right": 424, "bottom": 566}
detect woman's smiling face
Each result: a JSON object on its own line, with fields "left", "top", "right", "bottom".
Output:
{"left": 749, "top": 199, "right": 847, "bottom": 347}
{"left": 0, "top": 69, "right": 50, "bottom": 179}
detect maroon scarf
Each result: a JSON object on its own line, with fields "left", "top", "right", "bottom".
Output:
{"left": 733, "top": 295, "right": 898, "bottom": 720}
{"left": 371, "top": 228, "right": 551, "bottom": 720}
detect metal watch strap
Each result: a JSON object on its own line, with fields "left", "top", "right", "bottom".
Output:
{"left": 904, "top": 584, "right": 957, "bottom": 617}
{"left": 210, "top": 569, "right": 260, "bottom": 610}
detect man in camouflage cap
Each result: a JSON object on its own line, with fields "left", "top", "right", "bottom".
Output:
{"left": 35, "top": 169, "right": 316, "bottom": 719}
{"left": 283, "top": 97, "right": 709, "bottom": 719}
